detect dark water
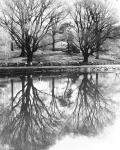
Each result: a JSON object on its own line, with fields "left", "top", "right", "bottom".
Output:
{"left": 0, "top": 72, "right": 120, "bottom": 150}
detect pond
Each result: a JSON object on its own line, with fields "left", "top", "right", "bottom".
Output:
{"left": 0, "top": 72, "right": 120, "bottom": 150}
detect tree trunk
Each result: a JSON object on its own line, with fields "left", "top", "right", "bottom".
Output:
{"left": 20, "top": 47, "right": 26, "bottom": 57}
{"left": 67, "top": 41, "right": 70, "bottom": 54}
{"left": 27, "top": 51, "right": 33, "bottom": 66}
{"left": 11, "top": 42, "right": 14, "bottom": 51}
{"left": 83, "top": 54, "right": 89, "bottom": 63}
{"left": 96, "top": 35, "right": 100, "bottom": 59}
{"left": 20, "top": 32, "right": 26, "bottom": 57}
{"left": 96, "top": 45, "right": 99, "bottom": 59}
{"left": 52, "top": 33, "right": 55, "bottom": 51}
{"left": 95, "top": 25, "right": 100, "bottom": 59}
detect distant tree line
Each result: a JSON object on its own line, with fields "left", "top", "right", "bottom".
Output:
{"left": 0, "top": 0, "right": 119, "bottom": 65}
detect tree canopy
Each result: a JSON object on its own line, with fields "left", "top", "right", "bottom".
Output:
{"left": 69, "top": 0, "right": 118, "bottom": 62}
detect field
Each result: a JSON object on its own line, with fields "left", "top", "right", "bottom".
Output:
{"left": 0, "top": 39, "right": 119, "bottom": 66}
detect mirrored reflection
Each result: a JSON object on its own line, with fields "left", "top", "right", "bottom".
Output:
{"left": 0, "top": 75, "right": 64, "bottom": 150}
{"left": 60, "top": 73, "right": 116, "bottom": 137}
{"left": 0, "top": 73, "right": 118, "bottom": 150}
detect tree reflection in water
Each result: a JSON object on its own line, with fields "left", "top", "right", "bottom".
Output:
{"left": 0, "top": 73, "right": 117, "bottom": 150}
{"left": 61, "top": 73, "right": 116, "bottom": 136}
{"left": 55, "top": 76, "right": 73, "bottom": 108}
{"left": 0, "top": 75, "right": 64, "bottom": 150}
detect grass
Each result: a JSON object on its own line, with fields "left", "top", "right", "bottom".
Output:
{"left": 0, "top": 39, "right": 120, "bottom": 67}
{"left": 0, "top": 49, "right": 118, "bottom": 67}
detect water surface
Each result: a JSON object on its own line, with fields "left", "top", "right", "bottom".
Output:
{"left": 0, "top": 72, "right": 120, "bottom": 150}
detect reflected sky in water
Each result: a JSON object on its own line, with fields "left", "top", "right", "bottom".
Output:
{"left": 0, "top": 72, "right": 119, "bottom": 150}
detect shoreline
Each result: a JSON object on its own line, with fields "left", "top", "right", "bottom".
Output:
{"left": 0, "top": 64, "right": 120, "bottom": 76}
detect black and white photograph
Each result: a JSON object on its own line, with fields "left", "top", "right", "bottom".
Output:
{"left": 0, "top": 0, "right": 120, "bottom": 150}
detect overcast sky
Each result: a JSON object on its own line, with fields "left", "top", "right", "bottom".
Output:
{"left": 64, "top": 0, "right": 120, "bottom": 19}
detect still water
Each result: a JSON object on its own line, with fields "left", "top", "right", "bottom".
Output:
{"left": 0, "top": 72, "right": 120, "bottom": 150}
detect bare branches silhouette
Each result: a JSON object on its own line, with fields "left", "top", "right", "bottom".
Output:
{"left": 61, "top": 73, "right": 116, "bottom": 136}
{"left": 0, "top": 73, "right": 117, "bottom": 150}
{"left": 0, "top": 75, "right": 64, "bottom": 150}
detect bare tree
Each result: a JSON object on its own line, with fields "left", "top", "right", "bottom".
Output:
{"left": 86, "top": 0, "right": 118, "bottom": 59}
{"left": 0, "top": 0, "right": 62, "bottom": 65}
{"left": 59, "top": 22, "right": 75, "bottom": 54}
{"left": 69, "top": 0, "right": 117, "bottom": 62}
{"left": 49, "top": 5, "right": 67, "bottom": 51}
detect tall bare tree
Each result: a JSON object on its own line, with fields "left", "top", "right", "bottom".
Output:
{"left": 0, "top": 0, "right": 62, "bottom": 65}
{"left": 70, "top": 0, "right": 117, "bottom": 62}
{"left": 49, "top": 5, "right": 67, "bottom": 51}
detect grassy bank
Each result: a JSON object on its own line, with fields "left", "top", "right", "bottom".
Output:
{"left": 0, "top": 49, "right": 119, "bottom": 67}
{"left": 0, "top": 39, "right": 120, "bottom": 67}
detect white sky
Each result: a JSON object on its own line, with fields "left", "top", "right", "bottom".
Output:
{"left": 63, "top": 0, "right": 120, "bottom": 20}
{"left": 1, "top": 0, "right": 120, "bottom": 20}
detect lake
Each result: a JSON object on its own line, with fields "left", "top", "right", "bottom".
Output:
{"left": 0, "top": 72, "right": 120, "bottom": 150}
